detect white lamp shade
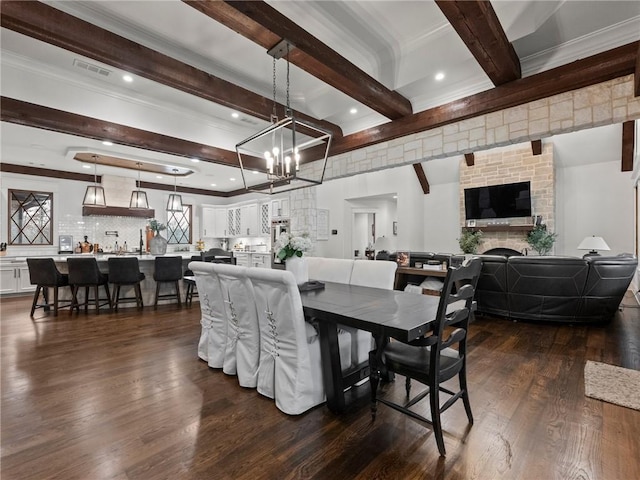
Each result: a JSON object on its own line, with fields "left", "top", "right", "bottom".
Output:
{"left": 577, "top": 236, "right": 610, "bottom": 252}
{"left": 166, "top": 193, "right": 183, "bottom": 212}
{"left": 130, "top": 190, "right": 149, "bottom": 209}
{"left": 83, "top": 185, "right": 106, "bottom": 207}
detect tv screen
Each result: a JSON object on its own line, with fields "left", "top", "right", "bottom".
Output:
{"left": 464, "top": 181, "right": 532, "bottom": 220}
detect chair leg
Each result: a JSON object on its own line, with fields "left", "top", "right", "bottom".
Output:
{"left": 175, "top": 281, "right": 182, "bottom": 307}
{"left": 53, "top": 286, "right": 59, "bottom": 316}
{"left": 94, "top": 285, "right": 100, "bottom": 314}
{"left": 104, "top": 283, "right": 113, "bottom": 311}
{"left": 30, "top": 286, "right": 42, "bottom": 317}
{"left": 405, "top": 377, "right": 412, "bottom": 397}
{"left": 136, "top": 283, "right": 144, "bottom": 308}
{"left": 84, "top": 286, "right": 90, "bottom": 312}
{"left": 459, "top": 366, "right": 474, "bottom": 424}
{"left": 42, "top": 287, "right": 50, "bottom": 312}
{"left": 154, "top": 282, "right": 161, "bottom": 309}
{"left": 112, "top": 285, "right": 120, "bottom": 311}
{"left": 430, "top": 384, "right": 446, "bottom": 456}
{"left": 70, "top": 285, "right": 79, "bottom": 314}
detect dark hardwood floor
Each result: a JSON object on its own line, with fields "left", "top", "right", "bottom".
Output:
{"left": 1, "top": 293, "right": 639, "bottom": 479}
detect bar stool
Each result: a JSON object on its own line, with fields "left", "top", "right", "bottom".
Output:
{"left": 153, "top": 256, "right": 183, "bottom": 308}
{"left": 27, "top": 258, "right": 72, "bottom": 317}
{"left": 184, "top": 255, "right": 203, "bottom": 307}
{"left": 67, "top": 257, "right": 112, "bottom": 314}
{"left": 108, "top": 257, "right": 146, "bottom": 310}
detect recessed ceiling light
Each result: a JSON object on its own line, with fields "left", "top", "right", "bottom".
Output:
{"left": 123, "top": 74, "right": 133, "bottom": 83}
{"left": 210, "top": 183, "right": 217, "bottom": 187}
{"left": 191, "top": 158, "right": 200, "bottom": 163}
{"left": 230, "top": 178, "right": 236, "bottom": 182}
{"left": 156, "top": 175, "right": 163, "bottom": 179}
{"left": 231, "top": 112, "right": 240, "bottom": 118}
{"left": 435, "top": 72, "right": 445, "bottom": 81}
{"left": 102, "top": 140, "right": 113, "bottom": 146}
{"left": 393, "top": 195, "right": 398, "bottom": 199}
{"left": 350, "top": 108, "right": 358, "bottom": 114}
{"left": 82, "top": 164, "right": 91, "bottom": 169}
{"left": 252, "top": 170, "right": 259, "bottom": 174}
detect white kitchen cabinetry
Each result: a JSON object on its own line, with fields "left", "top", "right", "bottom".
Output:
{"left": 234, "top": 252, "right": 250, "bottom": 267}
{"left": 251, "top": 253, "right": 271, "bottom": 268}
{"left": 201, "top": 206, "right": 228, "bottom": 238}
{"left": 271, "top": 197, "right": 290, "bottom": 218}
{"left": 259, "top": 203, "right": 271, "bottom": 235}
{"left": 0, "top": 261, "right": 35, "bottom": 295}
{"left": 240, "top": 204, "right": 259, "bottom": 236}
{"left": 227, "top": 207, "right": 241, "bottom": 237}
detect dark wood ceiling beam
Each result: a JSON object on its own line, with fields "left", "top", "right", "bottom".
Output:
{"left": 0, "top": 0, "right": 342, "bottom": 138}
{"left": 531, "top": 140, "right": 542, "bottom": 155}
{"left": 635, "top": 42, "right": 640, "bottom": 96}
{"left": 185, "top": 0, "right": 413, "bottom": 119}
{"left": 436, "top": 0, "right": 521, "bottom": 85}
{"left": 464, "top": 153, "right": 475, "bottom": 166}
{"left": 412, "top": 163, "right": 430, "bottom": 194}
{"left": 0, "top": 97, "right": 264, "bottom": 171}
{"left": 330, "top": 42, "right": 638, "bottom": 156}
{"left": 622, "top": 120, "right": 634, "bottom": 172}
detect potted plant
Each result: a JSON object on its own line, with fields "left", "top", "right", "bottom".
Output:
{"left": 458, "top": 229, "right": 483, "bottom": 255}
{"left": 275, "top": 232, "right": 313, "bottom": 285}
{"left": 148, "top": 219, "right": 168, "bottom": 255}
{"left": 526, "top": 225, "right": 558, "bottom": 255}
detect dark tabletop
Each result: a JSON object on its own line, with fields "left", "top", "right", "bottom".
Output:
{"left": 299, "top": 281, "right": 440, "bottom": 342}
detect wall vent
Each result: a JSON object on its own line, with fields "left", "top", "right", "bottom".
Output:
{"left": 73, "top": 59, "right": 111, "bottom": 77}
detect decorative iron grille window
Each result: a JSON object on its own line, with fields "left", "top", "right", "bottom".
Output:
{"left": 167, "top": 204, "right": 192, "bottom": 244}
{"left": 8, "top": 189, "right": 53, "bottom": 245}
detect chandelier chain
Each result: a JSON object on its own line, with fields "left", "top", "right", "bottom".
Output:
{"left": 285, "top": 42, "right": 291, "bottom": 117}
{"left": 271, "top": 57, "right": 277, "bottom": 121}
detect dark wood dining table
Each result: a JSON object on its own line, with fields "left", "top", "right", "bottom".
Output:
{"left": 300, "top": 281, "right": 441, "bottom": 413}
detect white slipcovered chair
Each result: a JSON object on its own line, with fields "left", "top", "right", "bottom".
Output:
{"left": 189, "top": 262, "right": 227, "bottom": 368}
{"left": 306, "top": 257, "right": 354, "bottom": 283}
{"left": 247, "top": 267, "right": 351, "bottom": 415}
{"left": 212, "top": 263, "right": 260, "bottom": 388}
{"left": 349, "top": 260, "right": 398, "bottom": 364}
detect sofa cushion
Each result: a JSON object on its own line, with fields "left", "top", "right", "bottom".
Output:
{"left": 474, "top": 255, "right": 509, "bottom": 317}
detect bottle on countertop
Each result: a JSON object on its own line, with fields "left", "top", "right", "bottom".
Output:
{"left": 114, "top": 240, "right": 119, "bottom": 251}
{"left": 123, "top": 241, "right": 128, "bottom": 252}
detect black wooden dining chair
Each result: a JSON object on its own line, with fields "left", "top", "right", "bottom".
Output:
{"left": 369, "top": 257, "right": 482, "bottom": 456}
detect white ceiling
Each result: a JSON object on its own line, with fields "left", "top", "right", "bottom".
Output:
{"left": 1, "top": 1, "right": 639, "bottom": 193}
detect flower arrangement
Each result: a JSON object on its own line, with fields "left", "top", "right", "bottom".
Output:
{"left": 149, "top": 219, "right": 166, "bottom": 235}
{"left": 275, "top": 232, "right": 312, "bottom": 261}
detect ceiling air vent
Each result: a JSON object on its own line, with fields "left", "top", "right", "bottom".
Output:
{"left": 73, "top": 59, "right": 111, "bottom": 78}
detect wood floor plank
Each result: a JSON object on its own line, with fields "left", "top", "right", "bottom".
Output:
{"left": 1, "top": 294, "right": 639, "bottom": 479}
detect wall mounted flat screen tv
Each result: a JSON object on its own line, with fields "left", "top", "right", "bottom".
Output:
{"left": 464, "top": 181, "right": 532, "bottom": 220}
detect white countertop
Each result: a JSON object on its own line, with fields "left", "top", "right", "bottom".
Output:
{"left": 0, "top": 253, "right": 198, "bottom": 262}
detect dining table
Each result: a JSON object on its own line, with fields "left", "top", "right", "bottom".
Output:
{"left": 300, "top": 281, "right": 441, "bottom": 413}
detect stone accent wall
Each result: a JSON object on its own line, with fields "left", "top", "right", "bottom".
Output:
{"left": 459, "top": 143, "right": 554, "bottom": 254}
{"left": 289, "top": 189, "right": 318, "bottom": 254}
{"left": 325, "top": 75, "right": 640, "bottom": 180}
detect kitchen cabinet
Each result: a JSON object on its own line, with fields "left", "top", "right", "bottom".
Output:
{"left": 234, "top": 252, "right": 250, "bottom": 267}
{"left": 271, "top": 197, "right": 290, "bottom": 218}
{"left": 202, "top": 206, "right": 228, "bottom": 238}
{"left": 259, "top": 202, "right": 271, "bottom": 235}
{"left": 251, "top": 253, "right": 271, "bottom": 269}
{"left": 0, "top": 261, "right": 35, "bottom": 295}
{"left": 240, "top": 204, "right": 259, "bottom": 236}
{"left": 227, "top": 207, "right": 241, "bottom": 237}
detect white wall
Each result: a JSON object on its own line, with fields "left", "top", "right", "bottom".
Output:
{"left": 422, "top": 182, "right": 461, "bottom": 254}
{"left": 555, "top": 161, "right": 634, "bottom": 256}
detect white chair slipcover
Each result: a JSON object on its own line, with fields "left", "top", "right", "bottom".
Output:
{"left": 212, "top": 263, "right": 260, "bottom": 388}
{"left": 247, "top": 267, "right": 351, "bottom": 415}
{"left": 306, "top": 257, "right": 354, "bottom": 284}
{"left": 189, "top": 262, "right": 227, "bottom": 368}
{"left": 349, "top": 260, "right": 398, "bottom": 365}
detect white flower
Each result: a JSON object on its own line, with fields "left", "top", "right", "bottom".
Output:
{"left": 276, "top": 232, "right": 312, "bottom": 260}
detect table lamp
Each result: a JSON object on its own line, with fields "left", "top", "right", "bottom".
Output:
{"left": 577, "top": 235, "right": 610, "bottom": 256}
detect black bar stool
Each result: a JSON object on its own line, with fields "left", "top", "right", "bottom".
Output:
{"left": 108, "top": 257, "right": 146, "bottom": 310}
{"left": 26, "top": 258, "right": 72, "bottom": 316}
{"left": 153, "top": 256, "right": 183, "bottom": 308}
{"left": 67, "top": 257, "right": 112, "bottom": 314}
{"left": 183, "top": 255, "right": 202, "bottom": 307}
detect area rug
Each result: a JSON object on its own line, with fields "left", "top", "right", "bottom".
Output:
{"left": 584, "top": 361, "right": 640, "bottom": 411}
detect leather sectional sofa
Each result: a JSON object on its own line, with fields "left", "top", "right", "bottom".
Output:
{"left": 474, "top": 254, "right": 637, "bottom": 323}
